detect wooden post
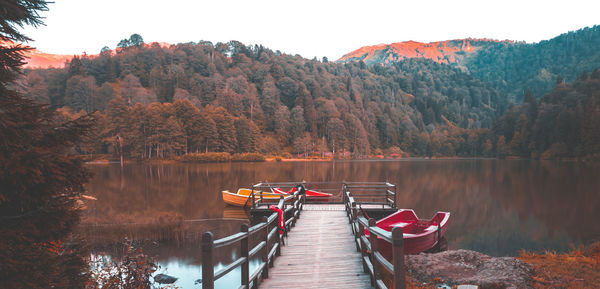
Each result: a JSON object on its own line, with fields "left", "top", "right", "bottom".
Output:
{"left": 392, "top": 226, "right": 406, "bottom": 289}
{"left": 393, "top": 184, "right": 397, "bottom": 208}
{"left": 275, "top": 220, "right": 282, "bottom": 256}
{"left": 358, "top": 220, "right": 367, "bottom": 273}
{"left": 352, "top": 204, "right": 360, "bottom": 252}
{"left": 349, "top": 202, "right": 356, "bottom": 224}
{"left": 368, "top": 218, "right": 381, "bottom": 285}
{"left": 291, "top": 194, "right": 297, "bottom": 227}
{"left": 241, "top": 223, "right": 249, "bottom": 287}
{"left": 261, "top": 216, "right": 269, "bottom": 278}
{"left": 385, "top": 188, "right": 389, "bottom": 207}
{"left": 251, "top": 188, "right": 256, "bottom": 208}
{"left": 201, "top": 232, "right": 214, "bottom": 289}
{"left": 294, "top": 194, "right": 302, "bottom": 219}
{"left": 280, "top": 195, "right": 288, "bottom": 240}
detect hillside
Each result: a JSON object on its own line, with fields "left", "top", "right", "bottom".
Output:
{"left": 22, "top": 37, "right": 507, "bottom": 159}
{"left": 339, "top": 25, "right": 600, "bottom": 102}
{"left": 338, "top": 38, "right": 511, "bottom": 68}
{"left": 465, "top": 25, "right": 600, "bottom": 102}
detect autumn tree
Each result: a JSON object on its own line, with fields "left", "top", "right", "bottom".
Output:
{"left": 208, "top": 106, "right": 237, "bottom": 153}
{"left": 104, "top": 96, "right": 130, "bottom": 164}
{"left": 326, "top": 118, "right": 346, "bottom": 155}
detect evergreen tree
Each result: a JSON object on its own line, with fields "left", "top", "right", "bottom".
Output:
{"left": 0, "top": 1, "right": 93, "bottom": 287}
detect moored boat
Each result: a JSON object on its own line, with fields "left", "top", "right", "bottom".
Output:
{"left": 273, "top": 185, "right": 333, "bottom": 202}
{"left": 222, "top": 188, "right": 286, "bottom": 207}
{"left": 365, "top": 209, "right": 450, "bottom": 256}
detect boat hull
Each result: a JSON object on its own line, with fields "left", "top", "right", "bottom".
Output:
{"left": 366, "top": 209, "right": 450, "bottom": 256}
{"left": 222, "top": 189, "right": 288, "bottom": 207}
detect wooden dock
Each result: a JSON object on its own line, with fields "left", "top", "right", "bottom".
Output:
{"left": 259, "top": 204, "right": 372, "bottom": 289}
{"left": 201, "top": 182, "right": 405, "bottom": 289}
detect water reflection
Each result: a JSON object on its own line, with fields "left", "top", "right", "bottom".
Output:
{"left": 81, "top": 160, "right": 600, "bottom": 287}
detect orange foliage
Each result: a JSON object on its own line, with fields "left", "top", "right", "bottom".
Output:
{"left": 518, "top": 243, "right": 600, "bottom": 288}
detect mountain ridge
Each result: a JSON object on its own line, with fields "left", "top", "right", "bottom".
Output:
{"left": 337, "top": 38, "right": 515, "bottom": 66}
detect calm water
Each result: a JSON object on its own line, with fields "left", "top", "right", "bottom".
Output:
{"left": 81, "top": 160, "right": 600, "bottom": 288}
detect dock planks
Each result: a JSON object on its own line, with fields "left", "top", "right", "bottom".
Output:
{"left": 259, "top": 204, "right": 372, "bottom": 289}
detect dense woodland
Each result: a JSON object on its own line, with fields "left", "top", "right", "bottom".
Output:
{"left": 19, "top": 28, "right": 600, "bottom": 160}
{"left": 464, "top": 25, "right": 600, "bottom": 102}
{"left": 493, "top": 71, "right": 600, "bottom": 159}
{"left": 20, "top": 35, "right": 508, "bottom": 159}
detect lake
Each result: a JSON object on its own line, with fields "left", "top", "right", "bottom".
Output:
{"left": 81, "top": 159, "right": 600, "bottom": 288}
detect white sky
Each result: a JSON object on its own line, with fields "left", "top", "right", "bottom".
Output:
{"left": 22, "top": 0, "right": 600, "bottom": 60}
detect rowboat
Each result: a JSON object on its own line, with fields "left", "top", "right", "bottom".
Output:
{"left": 273, "top": 185, "right": 333, "bottom": 202}
{"left": 222, "top": 188, "right": 286, "bottom": 207}
{"left": 365, "top": 209, "right": 450, "bottom": 255}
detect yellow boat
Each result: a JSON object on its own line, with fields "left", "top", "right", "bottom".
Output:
{"left": 222, "top": 188, "right": 286, "bottom": 207}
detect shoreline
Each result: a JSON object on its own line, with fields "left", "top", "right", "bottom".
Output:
{"left": 83, "top": 156, "right": 593, "bottom": 165}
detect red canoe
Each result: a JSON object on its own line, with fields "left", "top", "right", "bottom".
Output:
{"left": 273, "top": 186, "right": 332, "bottom": 201}
{"left": 365, "top": 209, "right": 450, "bottom": 256}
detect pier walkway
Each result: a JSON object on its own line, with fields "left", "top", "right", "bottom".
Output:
{"left": 259, "top": 205, "right": 372, "bottom": 288}
{"left": 201, "top": 182, "right": 405, "bottom": 289}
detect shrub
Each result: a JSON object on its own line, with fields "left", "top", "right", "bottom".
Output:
{"left": 179, "top": 152, "right": 231, "bottom": 162}
{"left": 231, "top": 153, "right": 266, "bottom": 162}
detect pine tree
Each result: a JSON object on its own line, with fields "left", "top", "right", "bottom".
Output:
{"left": 0, "top": 1, "right": 93, "bottom": 287}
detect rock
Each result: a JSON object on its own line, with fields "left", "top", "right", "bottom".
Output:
{"left": 154, "top": 273, "right": 178, "bottom": 284}
{"left": 405, "top": 249, "right": 533, "bottom": 289}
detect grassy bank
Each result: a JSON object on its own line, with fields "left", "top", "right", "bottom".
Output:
{"left": 518, "top": 243, "right": 600, "bottom": 288}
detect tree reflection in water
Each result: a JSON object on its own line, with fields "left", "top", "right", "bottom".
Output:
{"left": 82, "top": 160, "right": 600, "bottom": 259}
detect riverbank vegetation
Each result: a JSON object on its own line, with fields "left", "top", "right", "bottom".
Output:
{"left": 518, "top": 242, "right": 600, "bottom": 288}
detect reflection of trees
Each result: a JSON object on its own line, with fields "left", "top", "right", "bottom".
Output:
{"left": 488, "top": 161, "right": 600, "bottom": 242}
{"left": 83, "top": 160, "right": 600, "bottom": 256}
{"left": 81, "top": 219, "right": 248, "bottom": 266}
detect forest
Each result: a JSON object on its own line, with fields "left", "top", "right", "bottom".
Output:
{"left": 464, "top": 25, "right": 600, "bottom": 102}
{"left": 18, "top": 30, "right": 600, "bottom": 160}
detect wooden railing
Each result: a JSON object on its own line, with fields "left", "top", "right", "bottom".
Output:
{"left": 253, "top": 181, "right": 344, "bottom": 204}
{"left": 342, "top": 182, "right": 397, "bottom": 208}
{"left": 345, "top": 190, "right": 405, "bottom": 289}
{"left": 201, "top": 191, "right": 304, "bottom": 289}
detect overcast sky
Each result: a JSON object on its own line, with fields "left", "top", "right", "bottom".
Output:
{"left": 22, "top": 0, "right": 600, "bottom": 60}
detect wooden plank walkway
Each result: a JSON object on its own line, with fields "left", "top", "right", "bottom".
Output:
{"left": 259, "top": 204, "right": 372, "bottom": 289}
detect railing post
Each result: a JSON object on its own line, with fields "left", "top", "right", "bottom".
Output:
{"left": 280, "top": 195, "right": 288, "bottom": 239}
{"left": 295, "top": 193, "right": 300, "bottom": 220}
{"left": 358, "top": 220, "right": 367, "bottom": 273}
{"left": 201, "top": 232, "right": 214, "bottom": 289}
{"left": 241, "top": 223, "right": 249, "bottom": 287}
{"left": 275, "top": 221, "right": 282, "bottom": 256}
{"left": 251, "top": 188, "right": 256, "bottom": 208}
{"left": 352, "top": 204, "right": 360, "bottom": 252}
{"left": 349, "top": 201, "right": 355, "bottom": 224}
{"left": 261, "top": 216, "right": 269, "bottom": 278}
{"left": 392, "top": 227, "right": 406, "bottom": 289}
{"left": 393, "top": 184, "right": 397, "bottom": 208}
{"left": 385, "top": 188, "right": 389, "bottom": 207}
{"left": 292, "top": 194, "right": 297, "bottom": 226}
{"left": 368, "top": 218, "right": 381, "bottom": 285}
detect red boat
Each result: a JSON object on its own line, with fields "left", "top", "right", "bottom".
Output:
{"left": 365, "top": 209, "right": 450, "bottom": 256}
{"left": 273, "top": 185, "right": 332, "bottom": 202}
